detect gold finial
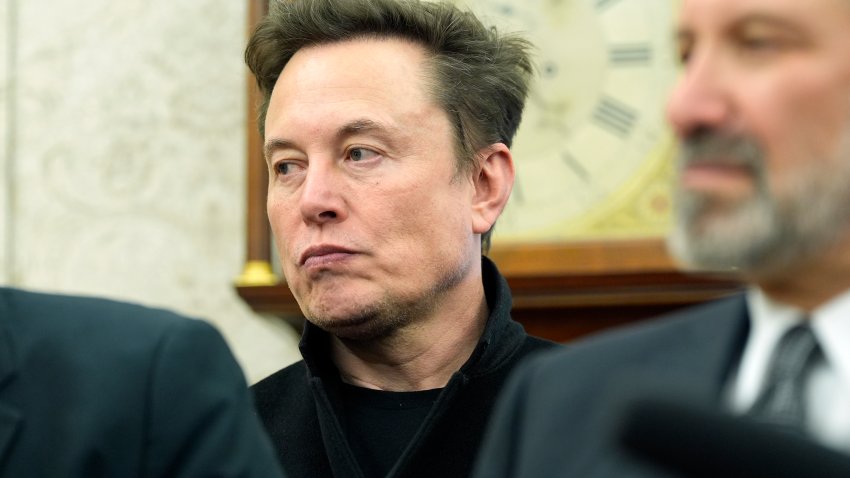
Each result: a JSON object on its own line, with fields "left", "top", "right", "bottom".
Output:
{"left": 235, "top": 260, "right": 279, "bottom": 286}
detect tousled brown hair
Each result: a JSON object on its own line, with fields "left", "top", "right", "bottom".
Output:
{"left": 246, "top": 0, "right": 534, "bottom": 251}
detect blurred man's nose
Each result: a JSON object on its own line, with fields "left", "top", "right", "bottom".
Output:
{"left": 666, "top": 50, "right": 733, "bottom": 139}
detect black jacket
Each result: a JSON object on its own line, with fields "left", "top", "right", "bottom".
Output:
{"left": 0, "top": 288, "right": 284, "bottom": 477}
{"left": 253, "top": 257, "right": 559, "bottom": 478}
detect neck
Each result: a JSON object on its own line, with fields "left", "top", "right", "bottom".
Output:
{"left": 755, "top": 236, "right": 850, "bottom": 312}
{"left": 330, "top": 270, "right": 488, "bottom": 392}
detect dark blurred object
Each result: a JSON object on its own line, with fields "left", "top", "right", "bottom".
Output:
{"left": 618, "top": 394, "right": 850, "bottom": 478}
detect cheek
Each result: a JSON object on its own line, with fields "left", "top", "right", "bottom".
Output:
{"left": 373, "top": 187, "right": 436, "bottom": 237}
{"left": 415, "top": 193, "right": 472, "bottom": 255}
{"left": 758, "top": 96, "right": 850, "bottom": 201}
{"left": 750, "top": 72, "right": 850, "bottom": 167}
{"left": 783, "top": 99, "right": 850, "bottom": 174}
{"left": 267, "top": 199, "right": 284, "bottom": 233}
{"left": 267, "top": 197, "right": 297, "bottom": 256}
{"left": 372, "top": 182, "right": 469, "bottom": 247}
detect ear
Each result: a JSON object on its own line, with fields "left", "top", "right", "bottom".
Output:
{"left": 471, "top": 143, "right": 515, "bottom": 235}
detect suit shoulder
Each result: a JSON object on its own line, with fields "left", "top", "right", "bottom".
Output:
{"left": 1, "top": 287, "right": 220, "bottom": 364}
{"left": 523, "top": 334, "right": 561, "bottom": 352}
{"left": 517, "top": 295, "right": 746, "bottom": 383}
{"left": 4, "top": 287, "right": 206, "bottom": 333}
{"left": 512, "top": 335, "right": 561, "bottom": 365}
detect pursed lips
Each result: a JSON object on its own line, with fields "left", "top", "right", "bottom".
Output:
{"left": 299, "top": 244, "right": 357, "bottom": 268}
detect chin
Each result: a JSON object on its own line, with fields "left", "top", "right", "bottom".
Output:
{"left": 310, "top": 315, "right": 399, "bottom": 341}
{"left": 303, "top": 302, "right": 400, "bottom": 341}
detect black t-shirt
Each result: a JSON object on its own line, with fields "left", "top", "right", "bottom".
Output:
{"left": 340, "top": 383, "right": 442, "bottom": 478}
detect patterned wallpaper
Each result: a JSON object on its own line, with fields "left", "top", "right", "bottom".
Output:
{"left": 1, "top": 0, "right": 9, "bottom": 284}
{"left": 0, "top": 0, "right": 300, "bottom": 383}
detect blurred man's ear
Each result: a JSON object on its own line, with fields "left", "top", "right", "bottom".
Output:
{"left": 471, "top": 143, "right": 514, "bottom": 235}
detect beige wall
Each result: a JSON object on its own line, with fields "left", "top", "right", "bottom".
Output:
{"left": 0, "top": 0, "right": 300, "bottom": 383}
{"left": 1, "top": 0, "right": 9, "bottom": 284}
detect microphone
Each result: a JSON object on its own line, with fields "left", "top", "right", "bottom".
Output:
{"left": 616, "top": 395, "right": 850, "bottom": 477}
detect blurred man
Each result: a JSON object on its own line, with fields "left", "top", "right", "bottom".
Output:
{"left": 0, "top": 287, "right": 283, "bottom": 477}
{"left": 473, "top": 0, "right": 850, "bottom": 476}
{"left": 244, "top": 0, "right": 558, "bottom": 476}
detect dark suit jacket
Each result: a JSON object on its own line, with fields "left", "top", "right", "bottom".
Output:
{"left": 472, "top": 295, "right": 751, "bottom": 478}
{"left": 0, "top": 287, "right": 284, "bottom": 477}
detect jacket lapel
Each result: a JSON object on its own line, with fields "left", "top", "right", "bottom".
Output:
{"left": 674, "top": 294, "right": 751, "bottom": 403}
{"left": 596, "top": 295, "right": 752, "bottom": 478}
{"left": 0, "top": 289, "right": 22, "bottom": 465}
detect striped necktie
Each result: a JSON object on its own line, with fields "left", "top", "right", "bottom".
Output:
{"left": 748, "top": 323, "right": 821, "bottom": 432}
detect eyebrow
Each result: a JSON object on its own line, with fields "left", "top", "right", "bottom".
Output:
{"left": 264, "top": 118, "right": 397, "bottom": 162}
{"left": 734, "top": 13, "right": 805, "bottom": 30}
{"left": 673, "top": 12, "right": 810, "bottom": 58}
{"left": 264, "top": 138, "right": 297, "bottom": 162}
{"left": 338, "top": 118, "right": 387, "bottom": 137}
{"left": 676, "top": 12, "right": 808, "bottom": 41}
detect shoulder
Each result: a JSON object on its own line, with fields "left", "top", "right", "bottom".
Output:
{"left": 252, "top": 360, "right": 309, "bottom": 393}
{"left": 2, "top": 287, "right": 210, "bottom": 337}
{"left": 250, "top": 360, "right": 320, "bottom": 454}
{"left": 504, "top": 334, "right": 561, "bottom": 372}
{"left": 1, "top": 287, "right": 228, "bottom": 374}
{"left": 0, "top": 289, "right": 283, "bottom": 477}
{"left": 529, "top": 296, "right": 743, "bottom": 378}
{"left": 252, "top": 360, "right": 311, "bottom": 415}
{"left": 507, "top": 295, "right": 747, "bottom": 406}
{"left": 521, "top": 334, "right": 561, "bottom": 354}
{"left": 472, "top": 297, "right": 748, "bottom": 477}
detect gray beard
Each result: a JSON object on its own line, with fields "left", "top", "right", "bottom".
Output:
{"left": 667, "top": 132, "right": 850, "bottom": 280}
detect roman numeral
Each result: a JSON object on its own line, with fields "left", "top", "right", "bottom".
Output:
{"left": 563, "top": 152, "right": 590, "bottom": 183}
{"left": 609, "top": 44, "right": 652, "bottom": 66}
{"left": 592, "top": 96, "right": 637, "bottom": 138}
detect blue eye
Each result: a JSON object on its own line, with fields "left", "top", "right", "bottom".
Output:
{"left": 275, "top": 162, "right": 292, "bottom": 175}
{"left": 348, "top": 148, "right": 378, "bottom": 162}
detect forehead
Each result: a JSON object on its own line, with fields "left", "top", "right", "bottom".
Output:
{"left": 678, "top": 0, "right": 850, "bottom": 32}
{"left": 267, "top": 38, "right": 436, "bottom": 129}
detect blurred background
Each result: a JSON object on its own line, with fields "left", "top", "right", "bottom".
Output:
{"left": 0, "top": 0, "right": 300, "bottom": 383}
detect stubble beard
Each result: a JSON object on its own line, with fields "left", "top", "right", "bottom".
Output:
{"left": 668, "top": 131, "right": 850, "bottom": 280}
{"left": 301, "top": 254, "right": 474, "bottom": 342}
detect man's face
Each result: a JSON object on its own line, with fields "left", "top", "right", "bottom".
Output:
{"left": 666, "top": 0, "right": 850, "bottom": 277}
{"left": 264, "top": 38, "right": 480, "bottom": 340}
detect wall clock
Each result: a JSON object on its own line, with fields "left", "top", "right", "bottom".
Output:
{"left": 455, "top": 0, "right": 678, "bottom": 243}
{"left": 236, "top": 0, "right": 742, "bottom": 342}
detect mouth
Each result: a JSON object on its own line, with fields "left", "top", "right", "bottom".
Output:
{"left": 299, "top": 244, "right": 357, "bottom": 268}
{"left": 680, "top": 160, "right": 755, "bottom": 195}
{"left": 677, "top": 133, "right": 761, "bottom": 188}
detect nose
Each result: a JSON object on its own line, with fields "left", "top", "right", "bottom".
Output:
{"left": 298, "top": 162, "right": 347, "bottom": 225}
{"left": 666, "top": 51, "right": 732, "bottom": 139}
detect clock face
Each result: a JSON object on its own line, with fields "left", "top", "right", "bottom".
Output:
{"left": 455, "top": 0, "right": 680, "bottom": 243}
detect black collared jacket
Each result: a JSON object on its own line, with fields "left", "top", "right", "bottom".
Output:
{"left": 252, "top": 256, "right": 559, "bottom": 478}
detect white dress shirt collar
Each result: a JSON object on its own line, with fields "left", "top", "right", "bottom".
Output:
{"left": 729, "top": 287, "right": 850, "bottom": 451}
{"left": 730, "top": 287, "right": 803, "bottom": 412}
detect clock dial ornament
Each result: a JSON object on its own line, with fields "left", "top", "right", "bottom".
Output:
{"left": 457, "top": 0, "right": 679, "bottom": 243}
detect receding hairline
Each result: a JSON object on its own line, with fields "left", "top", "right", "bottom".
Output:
{"left": 262, "top": 34, "right": 462, "bottom": 159}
